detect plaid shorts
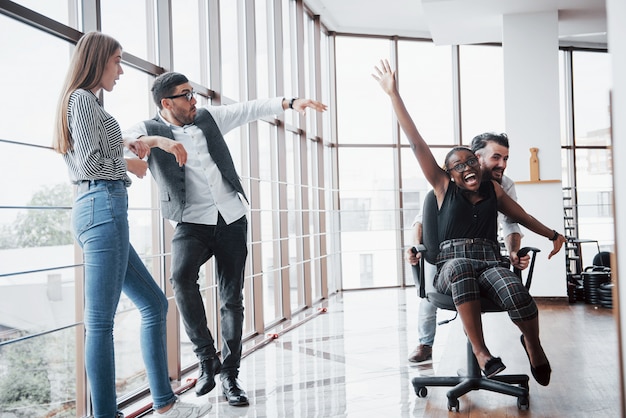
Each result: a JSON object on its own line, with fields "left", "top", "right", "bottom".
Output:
{"left": 434, "top": 238, "right": 538, "bottom": 322}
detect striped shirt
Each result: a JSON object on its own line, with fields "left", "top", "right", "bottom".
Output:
{"left": 62, "top": 89, "right": 130, "bottom": 186}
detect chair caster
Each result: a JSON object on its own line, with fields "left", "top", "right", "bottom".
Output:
{"left": 447, "top": 397, "right": 460, "bottom": 412}
{"left": 518, "top": 396, "right": 530, "bottom": 410}
{"left": 415, "top": 386, "right": 428, "bottom": 398}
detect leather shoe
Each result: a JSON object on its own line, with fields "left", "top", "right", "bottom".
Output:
{"left": 195, "top": 356, "right": 222, "bottom": 396}
{"left": 221, "top": 374, "right": 249, "bottom": 406}
{"left": 521, "top": 335, "right": 551, "bottom": 386}
{"left": 408, "top": 344, "right": 432, "bottom": 363}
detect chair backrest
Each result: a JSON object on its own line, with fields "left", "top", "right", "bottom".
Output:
{"left": 420, "top": 190, "right": 439, "bottom": 266}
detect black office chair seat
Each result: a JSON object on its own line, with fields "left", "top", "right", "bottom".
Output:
{"left": 411, "top": 246, "right": 540, "bottom": 412}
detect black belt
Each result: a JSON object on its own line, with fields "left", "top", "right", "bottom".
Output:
{"left": 439, "top": 238, "right": 498, "bottom": 251}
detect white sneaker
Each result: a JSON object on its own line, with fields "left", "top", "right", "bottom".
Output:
{"left": 155, "top": 399, "right": 212, "bottom": 417}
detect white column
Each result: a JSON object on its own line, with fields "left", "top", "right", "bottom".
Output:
{"left": 502, "top": 12, "right": 565, "bottom": 296}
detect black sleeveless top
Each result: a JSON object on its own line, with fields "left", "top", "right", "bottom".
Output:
{"left": 437, "top": 180, "right": 499, "bottom": 244}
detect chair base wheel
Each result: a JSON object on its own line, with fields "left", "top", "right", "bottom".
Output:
{"left": 447, "top": 397, "right": 460, "bottom": 411}
{"left": 518, "top": 396, "right": 530, "bottom": 410}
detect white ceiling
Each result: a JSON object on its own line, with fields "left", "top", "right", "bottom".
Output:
{"left": 305, "top": 0, "right": 607, "bottom": 47}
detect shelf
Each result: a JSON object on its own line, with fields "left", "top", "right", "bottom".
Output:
{"left": 516, "top": 179, "right": 562, "bottom": 184}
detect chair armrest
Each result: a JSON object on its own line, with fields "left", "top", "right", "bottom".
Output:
{"left": 514, "top": 246, "right": 541, "bottom": 290}
{"left": 411, "top": 245, "right": 428, "bottom": 298}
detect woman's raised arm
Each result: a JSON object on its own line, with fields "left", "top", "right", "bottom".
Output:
{"left": 372, "top": 59, "right": 448, "bottom": 196}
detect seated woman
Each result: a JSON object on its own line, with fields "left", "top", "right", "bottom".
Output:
{"left": 373, "top": 59, "right": 566, "bottom": 386}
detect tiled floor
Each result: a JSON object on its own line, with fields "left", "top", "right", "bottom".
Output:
{"left": 135, "top": 287, "right": 618, "bottom": 418}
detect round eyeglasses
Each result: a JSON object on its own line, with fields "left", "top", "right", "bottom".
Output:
{"left": 448, "top": 157, "right": 479, "bottom": 173}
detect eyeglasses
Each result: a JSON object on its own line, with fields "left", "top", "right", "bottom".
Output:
{"left": 447, "top": 157, "right": 479, "bottom": 173}
{"left": 164, "top": 91, "right": 196, "bottom": 101}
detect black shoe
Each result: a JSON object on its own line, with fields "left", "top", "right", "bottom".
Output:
{"left": 195, "top": 356, "right": 222, "bottom": 396}
{"left": 221, "top": 374, "right": 249, "bottom": 406}
{"left": 521, "top": 335, "right": 551, "bottom": 386}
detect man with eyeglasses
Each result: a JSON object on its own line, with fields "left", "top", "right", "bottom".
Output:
{"left": 406, "top": 132, "right": 530, "bottom": 364}
{"left": 123, "top": 72, "right": 326, "bottom": 407}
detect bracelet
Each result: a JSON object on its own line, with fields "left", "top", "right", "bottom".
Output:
{"left": 549, "top": 230, "right": 560, "bottom": 241}
{"left": 289, "top": 97, "right": 298, "bottom": 109}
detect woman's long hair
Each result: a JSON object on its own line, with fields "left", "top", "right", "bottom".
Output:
{"left": 52, "top": 32, "right": 121, "bottom": 154}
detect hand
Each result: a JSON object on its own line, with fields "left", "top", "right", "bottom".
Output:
{"left": 126, "top": 158, "right": 148, "bottom": 178}
{"left": 548, "top": 234, "right": 567, "bottom": 259}
{"left": 125, "top": 138, "right": 151, "bottom": 159}
{"left": 157, "top": 137, "right": 187, "bottom": 167}
{"left": 291, "top": 98, "right": 328, "bottom": 115}
{"left": 405, "top": 247, "right": 421, "bottom": 266}
{"left": 371, "top": 59, "right": 397, "bottom": 96}
{"left": 509, "top": 251, "right": 530, "bottom": 270}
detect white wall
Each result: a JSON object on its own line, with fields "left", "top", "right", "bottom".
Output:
{"left": 502, "top": 11, "right": 565, "bottom": 296}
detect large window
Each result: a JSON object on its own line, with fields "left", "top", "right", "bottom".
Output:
{"left": 335, "top": 37, "right": 391, "bottom": 144}
{"left": 0, "top": 1, "right": 332, "bottom": 416}
{"left": 572, "top": 52, "right": 613, "bottom": 253}
{"left": 0, "top": 19, "right": 79, "bottom": 418}
{"left": 398, "top": 41, "right": 455, "bottom": 145}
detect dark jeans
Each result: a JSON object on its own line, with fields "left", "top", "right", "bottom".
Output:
{"left": 170, "top": 215, "right": 247, "bottom": 375}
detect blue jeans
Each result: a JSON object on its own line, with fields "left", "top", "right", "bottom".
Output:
{"left": 170, "top": 215, "right": 247, "bottom": 375}
{"left": 413, "top": 261, "right": 438, "bottom": 346}
{"left": 72, "top": 180, "right": 176, "bottom": 417}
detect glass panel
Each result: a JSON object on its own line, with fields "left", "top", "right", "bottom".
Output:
{"left": 288, "top": 235, "right": 303, "bottom": 311}
{"left": 172, "top": 0, "right": 203, "bottom": 82}
{"left": 258, "top": 124, "right": 281, "bottom": 324}
{"left": 303, "top": 15, "right": 312, "bottom": 135}
{"left": 282, "top": 0, "right": 294, "bottom": 123}
{"left": 255, "top": 0, "right": 270, "bottom": 99}
{"left": 559, "top": 50, "right": 570, "bottom": 147}
{"left": 104, "top": 65, "right": 155, "bottom": 133}
{"left": 574, "top": 148, "right": 614, "bottom": 257}
{"left": 0, "top": 18, "right": 70, "bottom": 147}
{"left": 338, "top": 148, "right": 397, "bottom": 289}
{"left": 0, "top": 143, "right": 71, "bottom": 213}
{"left": 0, "top": 327, "right": 77, "bottom": 417}
{"left": 324, "top": 141, "right": 339, "bottom": 294}
{"left": 308, "top": 140, "right": 321, "bottom": 302}
{"left": 11, "top": 0, "right": 74, "bottom": 27}
{"left": 572, "top": 51, "right": 612, "bottom": 146}
{"left": 398, "top": 41, "right": 455, "bottom": 145}
{"left": 459, "top": 45, "right": 505, "bottom": 144}
{"left": 220, "top": 0, "right": 241, "bottom": 100}
{"left": 336, "top": 37, "right": 391, "bottom": 144}
{"left": 0, "top": 263, "right": 79, "bottom": 337}
{"left": 320, "top": 31, "right": 332, "bottom": 144}
{"left": 285, "top": 132, "right": 303, "bottom": 310}
{"left": 101, "top": 0, "right": 150, "bottom": 61}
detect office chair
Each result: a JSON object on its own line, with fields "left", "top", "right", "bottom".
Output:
{"left": 410, "top": 190, "right": 540, "bottom": 412}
